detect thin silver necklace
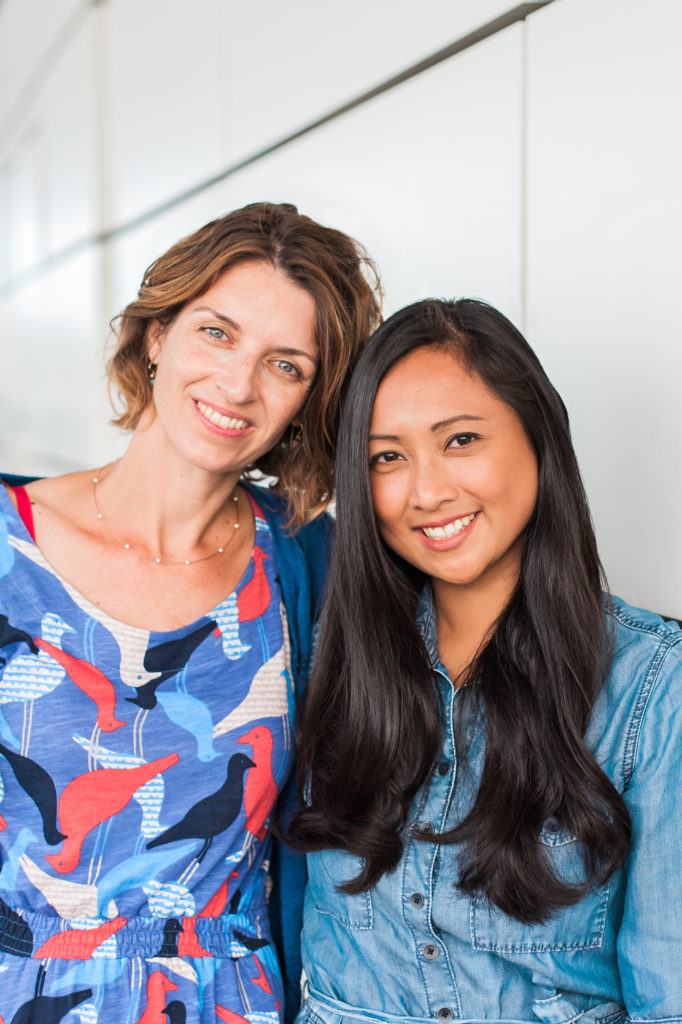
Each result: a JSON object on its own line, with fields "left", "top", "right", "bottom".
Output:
{"left": 92, "top": 468, "right": 241, "bottom": 566}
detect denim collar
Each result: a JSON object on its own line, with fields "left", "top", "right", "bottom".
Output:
{"left": 415, "top": 583, "right": 440, "bottom": 668}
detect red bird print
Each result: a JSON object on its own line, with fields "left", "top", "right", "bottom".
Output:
{"left": 216, "top": 1008, "right": 250, "bottom": 1024}
{"left": 238, "top": 726, "right": 276, "bottom": 841}
{"left": 250, "top": 954, "right": 272, "bottom": 994}
{"left": 35, "top": 638, "right": 126, "bottom": 732}
{"left": 0, "top": 813, "right": 6, "bottom": 831}
{"left": 134, "top": 971, "right": 178, "bottom": 1024}
{"left": 33, "top": 916, "right": 126, "bottom": 960}
{"left": 176, "top": 916, "right": 210, "bottom": 958}
{"left": 196, "top": 872, "right": 237, "bottom": 918}
{"left": 46, "top": 752, "right": 179, "bottom": 873}
{"left": 237, "top": 548, "right": 270, "bottom": 623}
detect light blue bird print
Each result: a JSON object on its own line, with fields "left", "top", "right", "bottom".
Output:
{"left": 95, "top": 841, "right": 200, "bottom": 917}
{"left": 0, "top": 825, "right": 36, "bottom": 889}
{"left": 212, "top": 591, "right": 250, "bottom": 661}
{"left": 156, "top": 690, "right": 220, "bottom": 762}
{"left": 51, "top": 957, "right": 124, "bottom": 992}
{"left": 0, "top": 511, "right": 15, "bottom": 584}
{"left": 0, "top": 611, "right": 75, "bottom": 752}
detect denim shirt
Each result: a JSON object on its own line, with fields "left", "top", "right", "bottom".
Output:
{"left": 299, "top": 593, "right": 682, "bottom": 1024}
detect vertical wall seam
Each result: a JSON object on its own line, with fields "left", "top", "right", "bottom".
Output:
{"left": 519, "top": 16, "right": 528, "bottom": 333}
{"left": 0, "top": 0, "right": 556, "bottom": 298}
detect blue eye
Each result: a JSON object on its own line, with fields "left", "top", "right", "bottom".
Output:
{"left": 275, "top": 359, "right": 302, "bottom": 379}
{"left": 203, "top": 326, "right": 226, "bottom": 340}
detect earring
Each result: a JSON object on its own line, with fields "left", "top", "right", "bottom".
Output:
{"left": 148, "top": 360, "right": 156, "bottom": 385}
{"left": 288, "top": 423, "right": 303, "bottom": 446}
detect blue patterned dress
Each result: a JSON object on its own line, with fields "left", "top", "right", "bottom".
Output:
{"left": 0, "top": 483, "right": 295, "bottom": 1024}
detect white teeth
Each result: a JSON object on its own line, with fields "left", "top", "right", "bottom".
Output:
{"left": 422, "top": 514, "right": 476, "bottom": 540}
{"left": 197, "top": 402, "right": 248, "bottom": 430}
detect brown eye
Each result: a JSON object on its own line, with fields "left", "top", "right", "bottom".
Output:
{"left": 447, "top": 432, "right": 478, "bottom": 449}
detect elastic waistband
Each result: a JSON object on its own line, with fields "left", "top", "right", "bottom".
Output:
{"left": 0, "top": 898, "right": 270, "bottom": 960}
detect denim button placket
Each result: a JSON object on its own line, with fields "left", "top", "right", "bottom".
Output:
{"left": 437, "top": 761, "right": 450, "bottom": 776}
{"left": 437, "top": 1009, "right": 454, "bottom": 1021}
{"left": 409, "top": 893, "right": 425, "bottom": 908}
{"left": 423, "top": 943, "right": 439, "bottom": 959}
{"left": 419, "top": 821, "right": 436, "bottom": 835}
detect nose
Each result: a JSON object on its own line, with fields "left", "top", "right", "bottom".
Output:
{"left": 216, "top": 351, "right": 259, "bottom": 405}
{"left": 410, "top": 453, "right": 459, "bottom": 511}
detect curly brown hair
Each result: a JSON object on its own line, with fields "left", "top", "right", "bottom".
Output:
{"left": 108, "top": 202, "right": 381, "bottom": 528}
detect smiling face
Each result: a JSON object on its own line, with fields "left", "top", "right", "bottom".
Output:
{"left": 368, "top": 345, "right": 538, "bottom": 607}
{"left": 145, "top": 260, "right": 318, "bottom": 475}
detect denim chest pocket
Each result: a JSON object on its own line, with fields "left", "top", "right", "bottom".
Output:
{"left": 307, "top": 849, "right": 373, "bottom": 930}
{"left": 470, "top": 820, "right": 610, "bottom": 952}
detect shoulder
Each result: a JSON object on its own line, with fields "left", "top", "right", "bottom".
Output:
{"left": 2, "top": 471, "right": 90, "bottom": 508}
{"left": 607, "top": 593, "right": 682, "bottom": 677}
{"left": 600, "top": 595, "right": 682, "bottom": 787}
{"left": 241, "top": 481, "right": 334, "bottom": 560}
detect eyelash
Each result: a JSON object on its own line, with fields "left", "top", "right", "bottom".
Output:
{"left": 446, "top": 432, "right": 479, "bottom": 449}
{"left": 369, "top": 450, "right": 402, "bottom": 466}
{"left": 274, "top": 359, "right": 302, "bottom": 380}
{"left": 370, "top": 432, "right": 480, "bottom": 467}
{"left": 201, "top": 328, "right": 304, "bottom": 381}
{"left": 203, "top": 326, "right": 228, "bottom": 341}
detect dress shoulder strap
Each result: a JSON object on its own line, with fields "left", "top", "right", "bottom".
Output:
{"left": 7, "top": 484, "right": 36, "bottom": 541}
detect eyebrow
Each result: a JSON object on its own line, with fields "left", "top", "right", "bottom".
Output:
{"left": 369, "top": 414, "right": 485, "bottom": 442}
{"left": 191, "top": 306, "right": 318, "bottom": 365}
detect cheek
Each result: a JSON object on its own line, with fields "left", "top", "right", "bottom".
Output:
{"left": 498, "top": 452, "right": 538, "bottom": 527}
{"left": 370, "top": 477, "right": 408, "bottom": 536}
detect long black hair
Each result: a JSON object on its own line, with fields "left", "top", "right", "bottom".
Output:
{"left": 290, "top": 298, "right": 631, "bottom": 924}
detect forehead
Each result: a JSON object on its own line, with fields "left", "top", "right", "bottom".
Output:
{"left": 193, "top": 260, "right": 313, "bottom": 311}
{"left": 371, "top": 346, "right": 500, "bottom": 424}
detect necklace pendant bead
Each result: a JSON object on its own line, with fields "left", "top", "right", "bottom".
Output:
{"left": 124, "top": 543, "right": 130, "bottom": 550}
{"left": 97, "top": 513, "right": 103, "bottom": 519}
{"left": 155, "top": 557, "right": 161, "bottom": 564}
{"left": 184, "top": 560, "right": 190, "bottom": 565}
{"left": 218, "top": 547, "right": 224, "bottom": 554}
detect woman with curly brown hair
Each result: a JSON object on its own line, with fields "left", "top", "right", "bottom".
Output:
{"left": 0, "top": 202, "right": 380, "bottom": 1023}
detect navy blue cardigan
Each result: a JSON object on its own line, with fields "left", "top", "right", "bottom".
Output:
{"left": 2, "top": 474, "right": 332, "bottom": 1023}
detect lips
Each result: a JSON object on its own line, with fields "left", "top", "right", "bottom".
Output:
{"left": 420, "top": 513, "right": 478, "bottom": 540}
{"left": 195, "top": 400, "right": 251, "bottom": 431}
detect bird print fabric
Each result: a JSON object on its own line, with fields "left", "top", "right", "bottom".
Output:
{"left": 0, "top": 484, "right": 294, "bottom": 1023}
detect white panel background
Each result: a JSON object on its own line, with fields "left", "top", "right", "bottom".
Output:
{"left": 525, "top": 0, "right": 682, "bottom": 615}
{"left": 0, "top": 0, "right": 680, "bottom": 616}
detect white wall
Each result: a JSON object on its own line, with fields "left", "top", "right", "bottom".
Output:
{"left": 0, "top": 0, "right": 680, "bottom": 616}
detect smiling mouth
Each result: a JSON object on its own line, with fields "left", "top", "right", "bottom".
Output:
{"left": 196, "top": 401, "right": 250, "bottom": 430}
{"left": 421, "top": 513, "right": 477, "bottom": 540}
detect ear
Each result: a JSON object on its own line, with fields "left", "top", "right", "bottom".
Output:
{"left": 146, "top": 319, "right": 164, "bottom": 363}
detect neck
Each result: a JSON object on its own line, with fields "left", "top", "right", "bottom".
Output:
{"left": 94, "top": 428, "right": 243, "bottom": 562}
{"left": 432, "top": 562, "right": 520, "bottom": 685}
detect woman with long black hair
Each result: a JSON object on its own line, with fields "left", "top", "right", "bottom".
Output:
{"left": 291, "top": 299, "right": 682, "bottom": 1022}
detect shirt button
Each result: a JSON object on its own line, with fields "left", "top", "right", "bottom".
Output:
{"left": 409, "top": 892, "right": 425, "bottom": 908}
{"left": 419, "top": 821, "right": 436, "bottom": 834}
{"left": 423, "top": 943, "right": 439, "bottom": 960}
{"left": 437, "top": 1009, "right": 454, "bottom": 1021}
{"left": 436, "top": 760, "right": 450, "bottom": 776}
{"left": 545, "top": 817, "right": 561, "bottom": 833}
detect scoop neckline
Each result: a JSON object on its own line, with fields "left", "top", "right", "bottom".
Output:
{"left": 0, "top": 481, "right": 260, "bottom": 638}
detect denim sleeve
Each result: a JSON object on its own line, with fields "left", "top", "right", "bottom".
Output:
{"left": 617, "top": 637, "right": 682, "bottom": 1019}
